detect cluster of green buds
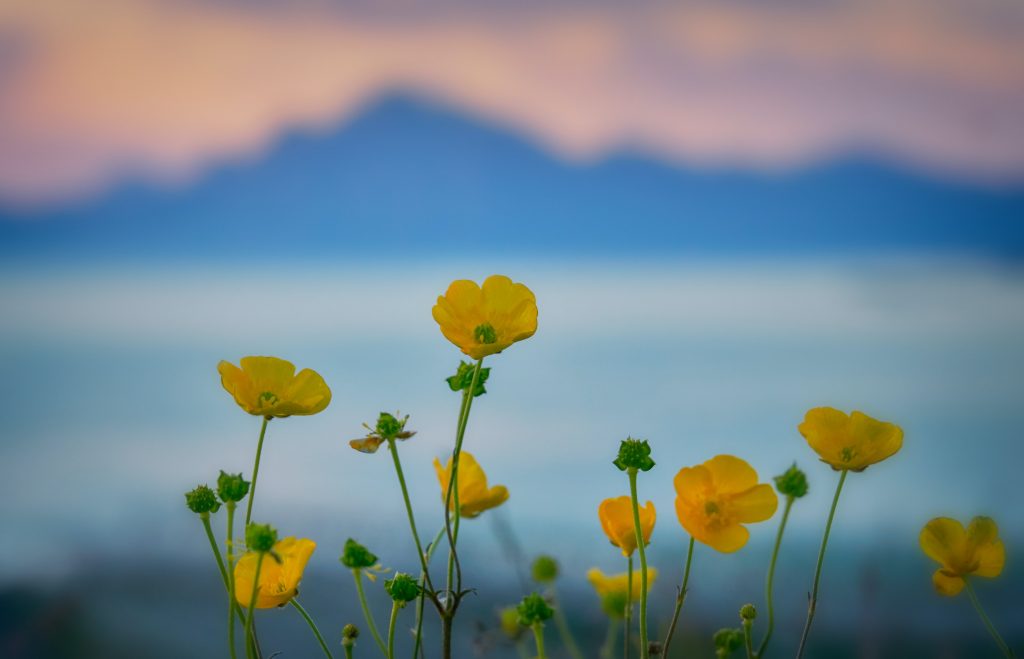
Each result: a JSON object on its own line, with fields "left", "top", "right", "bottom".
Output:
{"left": 184, "top": 471, "right": 251, "bottom": 517}
{"left": 384, "top": 573, "right": 422, "bottom": 605}
{"left": 516, "top": 593, "right": 554, "bottom": 627}
{"left": 713, "top": 628, "right": 744, "bottom": 658}
{"left": 185, "top": 484, "right": 221, "bottom": 516}
{"left": 774, "top": 463, "right": 809, "bottom": 499}
{"left": 446, "top": 360, "right": 491, "bottom": 397}
{"left": 531, "top": 555, "right": 559, "bottom": 584}
{"left": 340, "top": 538, "right": 378, "bottom": 570}
{"left": 613, "top": 437, "right": 656, "bottom": 472}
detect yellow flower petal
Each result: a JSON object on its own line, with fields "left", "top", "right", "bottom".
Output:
{"left": 973, "top": 540, "right": 1006, "bottom": 578}
{"left": 702, "top": 524, "right": 750, "bottom": 554}
{"left": 729, "top": 484, "right": 779, "bottom": 524}
{"left": 586, "top": 567, "right": 658, "bottom": 598}
{"left": 704, "top": 455, "right": 759, "bottom": 494}
{"left": 932, "top": 569, "right": 965, "bottom": 597}
{"left": 218, "top": 356, "right": 331, "bottom": 417}
{"left": 798, "top": 407, "right": 902, "bottom": 471}
{"left": 432, "top": 275, "right": 537, "bottom": 360}
{"left": 919, "top": 517, "right": 967, "bottom": 569}
{"left": 434, "top": 451, "right": 508, "bottom": 518}
{"left": 599, "top": 496, "right": 656, "bottom": 557}
{"left": 234, "top": 537, "right": 316, "bottom": 609}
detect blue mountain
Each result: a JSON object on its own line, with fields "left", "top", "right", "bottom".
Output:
{"left": 2, "top": 94, "right": 1023, "bottom": 259}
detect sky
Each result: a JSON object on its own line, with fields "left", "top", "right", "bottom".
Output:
{"left": 2, "top": 0, "right": 1024, "bottom": 207}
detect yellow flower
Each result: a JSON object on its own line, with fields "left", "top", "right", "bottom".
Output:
{"left": 598, "top": 496, "right": 656, "bottom": 557}
{"left": 218, "top": 356, "right": 331, "bottom": 417}
{"left": 920, "top": 516, "right": 1005, "bottom": 596}
{"left": 234, "top": 537, "right": 316, "bottom": 608}
{"left": 431, "top": 275, "right": 538, "bottom": 360}
{"left": 434, "top": 451, "right": 509, "bottom": 518}
{"left": 798, "top": 407, "right": 902, "bottom": 471}
{"left": 586, "top": 567, "right": 659, "bottom": 598}
{"left": 673, "top": 455, "right": 777, "bottom": 553}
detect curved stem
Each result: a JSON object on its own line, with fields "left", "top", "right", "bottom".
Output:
{"left": 413, "top": 527, "right": 445, "bottom": 659}
{"left": 549, "top": 589, "right": 584, "bottom": 659}
{"left": 243, "top": 553, "right": 265, "bottom": 659}
{"left": 600, "top": 619, "right": 620, "bottom": 659}
{"left": 624, "top": 554, "right": 633, "bottom": 659}
{"left": 627, "top": 469, "right": 650, "bottom": 659}
{"left": 387, "top": 601, "right": 401, "bottom": 659}
{"left": 964, "top": 580, "right": 1015, "bottom": 658}
{"left": 291, "top": 600, "right": 335, "bottom": 659}
{"left": 532, "top": 623, "right": 547, "bottom": 659}
{"left": 200, "top": 514, "right": 229, "bottom": 589}
{"left": 661, "top": 536, "right": 695, "bottom": 656}
{"left": 244, "top": 417, "right": 270, "bottom": 526}
{"left": 353, "top": 569, "right": 388, "bottom": 656}
{"left": 757, "top": 496, "right": 794, "bottom": 658}
{"left": 387, "top": 437, "right": 434, "bottom": 593}
{"left": 796, "top": 469, "right": 847, "bottom": 659}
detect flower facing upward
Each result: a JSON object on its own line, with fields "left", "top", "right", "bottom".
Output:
{"left": 598, "top": 496, "right": 656, "bottom": 557}
{"left": 798, "top": 407, "right": 902, "bottom": 472}
{"left": 919, "top": 516, "right": 1005, "bottom": 596}
{"left": 431, "top": 275, "right": 538, "bottom": 360}
{"left": 234, "top": 537, "right": 316, "bottom": 608}
{"left": 674, "top": 455, "right": 777, "bottom": 553}
{"left": 218, "top": 356, "right": 331, "bottom": 418}
{"left": 433, "top": 451, "right": 509, "bottom": 518}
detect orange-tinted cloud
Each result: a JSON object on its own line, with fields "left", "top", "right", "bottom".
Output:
{"left": 1, "top": 0, "right": 1022, "bottom": 206}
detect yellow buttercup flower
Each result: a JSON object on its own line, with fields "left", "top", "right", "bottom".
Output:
{"left": 674, "top": 455, "right": 777, "bottom": 553}
{"left": 798, "top": 407, "right": 902, "bottom": 471}
{"left": 434, "top": 451, "right": 509, "bottom": 518}
{"left": 598, "top": 496, "right": 655, "bottom": 557}
{"left": 431, "top": 275, "right": 538, "bottom": 360}
{"left": 587, "top": 567, "right": 659, "bottom": 598}
{"left": 234, "top": 537, "right": 316, "bottom": 608}
{"left": 218, "top": 356, "right": 331, "bottom": 418}
{"left": 920, "top": 516, "right": 1005, "bottom": 596}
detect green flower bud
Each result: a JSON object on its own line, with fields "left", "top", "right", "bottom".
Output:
{"left": 217, "top": 471, "right": 250, "bottom": 503}
{"left": 185, "top": 484, "right": 221, "bottom": 515}
{"left": 446, "top": 361, "right": 491, "bottom": 398}
{"left": 712, "top": 628, "right": 744, "bottom": 655}
{"left": 499, "top": 606, "right": 524, "bottom": 640}
{"left": 341, "top": 623, "right": 359, "bottom": 647}
{"left": 340, "top": 538, "right": 378, "bottom": 569}
{"left": 516, "top": 593, "right": 554, "bottom": 627}
{"left": 375, "top": 412, "right": 409, "bottom": 441}
{"left": 613, "top": 437, "right": 655, "bottom": 472}
{"left": 384, "top": 573, "right": 421, "bottom": 603}
{"left": 774, "top": 463, "right": 809, "bottom": 499}
{"left": 531, "top": 555, "right": 559, "bottom": 583}
{"left": 739, "top": 603, "right": 757, "bottom": 621}
{"left": 245, "top": 522, "right": 278, "bottom": 553}
{"left": 600, "top": 592, "right": 628, "bottom": 619}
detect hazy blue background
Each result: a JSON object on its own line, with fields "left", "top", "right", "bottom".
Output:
{"left": 2, "top": 1, "right": 1023, "bottom": 657}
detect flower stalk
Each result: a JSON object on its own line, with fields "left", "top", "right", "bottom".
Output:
{"left": 964, "top": 580, "right": 1015, "bottom": 659}
{"left": 627, "top": 468, "right": 650, "bottom": 659}
{"left": 245, "top": 416, "right": 270, "bottom": 526}
{"left": 352, "top": 569, "right": 387, "bottom": 655}
{"left": 661, "top": 536, "right": 695, "bottom": 656}
{"left": 290, "top": 600, "right": 335, "bottom": 659}
{"left": 757, "top": 495, "right": 794, "bottom": 658}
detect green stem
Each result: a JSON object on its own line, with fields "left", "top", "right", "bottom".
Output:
{"left": 627, "top": 469, "right": 650, "bottom": 659}
{"left": 353, "top": 569, "right": 388, "bottom": 656}
{"left": 549, "top": 589, "right": 584, "bottom": 659}
{"left": 795, "top": 469, "right": 847, "bottom": 659}
{"left": 387, "top": 602, "right": 401, "bottom": 659}
{"left": 624, "top": 554, "right": 633, "bottom": 659}
{"left": 243, "top": 553, "right": 265, "bottom": 659}
{"left": 412, "top": 527, "right": 446, "bottom": 659}
{"left": 387, "top": 437, "right": 434, "bottom": 592}
{"left": 756, "top": 496, "right": 794, "bottom": 658}
{"left": 600, "top": 619, "right": 620, "bottom": 659}
{"left": 245, "top": 417, "right": 270, "bottom": 526}
{"left": 200, "top": 513, "right": 229, "bottom": 589}
{"left": 532, "top": 623, "right": 547, "bottom": 659}
{"left": 661, "top": 536, "right": 695, "bottom": 657}
{"left": 964, "top": 580, "right": 1015, "bottom": 658}
{"left": 343, "top": 643, "right": 355, "bottom": 659}
{"left": 291, "top": 600, "right": 335, "bottom": 659}
{"left": 743, "top": 619, "right": 754, "bottom": 659}
{"left": 225, "top": 503, "right": 239, "bottom": 659}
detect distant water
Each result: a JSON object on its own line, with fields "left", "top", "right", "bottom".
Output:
{"left": 1, "top": 256, "right": 1022, "bottom": 656}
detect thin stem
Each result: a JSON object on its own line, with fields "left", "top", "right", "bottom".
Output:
{"left": 387, "top": 437, "right": 434, "bottom": 592}
{"left": 757, "top": 496, "right": 794, "bottom": 658}
{"left": 743, "top": 620, "right": 754, "bottom": 659}
{"left": 200, "top": 514, "right": 229, "bottom": 589}
{"left": 343, "top": 644, "right": 355, "bottom": 659}
{"left": 413, "top": 527, "right": 446, "bottom": 659}
{"left": 291, "top": 600, "right": 336, "bottom": 659}
{"left": 795, "top": 469, "right": 848, "bottom": 659}
{"left": 601, "top": 619, "right": 620, "bottom": 659}
{"left": 661, "top": 536, "right": 695, "bottom": 656}
{"left": 627, "top": 469, "right": 650, "bottom": 659}
{"left": 353, "top": 569, "right": 388, "bottom": 656}
{"left": 245, "top": 417, "right": 270, "bottom": 526}
{"left": 549, "top": 589, "right": 584, "bottom": 659}
{"left": 532, "top": 623, "right": 547, "bottom": 659}
{"left": 387, "top": 602, "right": 401, "bottom": 659}
{"left": 964, "top": 580, "right": 1015, "bottom": 659}
{"left": 243, "top": 553, "right": 265, "bottom": 659}
{"left": 624, "top": 554, "right": 633, "bottom": 659}
{"left": 226, "top": 503, "right": 239, "bottom": 659}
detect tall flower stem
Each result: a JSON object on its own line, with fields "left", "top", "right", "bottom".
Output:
{"left": 387, "top": 602, "right": 401, "bottom": 659}
{"left": 662, "top": 536, "right": 695, "bottom": 656}
{"left": 531, "top": 623, "right": 547, "bottom": 659}
{"left": 225, "top": 503, "right": 239, "bottom": 659}
{"left": 413, "top": 528, "right": 446, "bottom": 659}
{"left": 742, "top": 618, "right": 755, "bottom": 659}
{"left": 964, "top": 580, "right": 1015, "bottom": 658}
{"left": 291, "top": 600, "right": 335, "bottom": 659}
{"left": 549, "top": 589, "right": 584, "bottom": 659}
{"left": 600, "top": 619, "right": 620, "bottom": 659}
{"left": 624, "top": 555, "right": 633, "bottom": 659}
{"left": 796, "top": 469, "right": 848, "bottom": 659}
{"left": 245, "top": 417, "right": 270, "bottom": 526}
{"left": 243, "top": 553, "right": 265, "bottom": 659}
{"left": 387, "top": 437, "right": 434, "bottom": 592}
{"left": 200, "top": 513, "right": 229, "bottom": 589}
{"left": 627, "top": 469, "right": 650, "bottom": 659}
{"left": 353, "top": 569, "right": 388, "bottom": 655}
{"left": 756, "top": 496, "right": 794, "bottom": 658}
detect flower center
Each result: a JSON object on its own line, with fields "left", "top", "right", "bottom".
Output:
{"left": 840, "top": 446, "right": 856, "bottom": 463}
{"left": 258, "top": 391, "right": 280, "bottom": 409}
{"left": 704, "top": 501, "right": 720, "bottom": 516}
{"left": 474, "top": 322, "right": 498, "bottom": 344}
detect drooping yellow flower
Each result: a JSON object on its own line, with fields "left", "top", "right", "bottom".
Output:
{"left": 218, "top": 356, "right": 331, "bottom": 418}
{"left": 598, "top": 496, "right": 656, "bottom": 557}
{"left": 434, "top": 451, "right": 509, "bottom": 518}
{"left": 586, "top": 567, "right": 659, "bottom": 598}
{"left": 431, "top": 275, "right": 538, "bottom": 360}
{"left": 920, "top": 516, "right": 1005, "bottom": 596}
{"left": 234, "top": 537, "right": 316, "bottom": 608}
{"left": 798, "top": 407, "right": 902, "bottom": 472}
{"left": 674, "top": 455, "right": 777, "bottom": 553}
